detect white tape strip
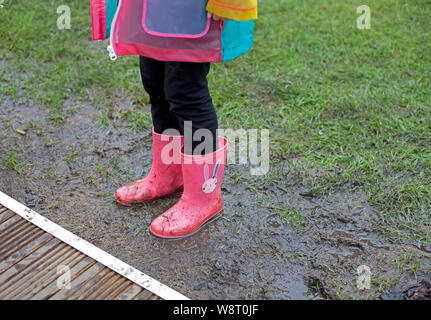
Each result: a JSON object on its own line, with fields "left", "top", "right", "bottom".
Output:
{"left": 0, "top": 190, "right": 189, "bottom": 300}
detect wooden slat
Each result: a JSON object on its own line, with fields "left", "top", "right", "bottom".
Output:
{"left": 0, "top": 214, "right": 23, "bottom": 233}
{"left": 0, "top": 243, "right": 71, "bottom": 299}
{"left": 0, "top": 225, "right": 43, "bottom": 257}
{"left": 133, "top": 289, "right": 160, "bottom": 300}
{"left": 0, "top": 229, "right": 50, "bottom": 261}
{"left": 0, "top": 233, "right": 55, "bottom": 273}
{"left": 0, "top": 199, "right": 187, "bottom": 300}
{"left": 111, "top": 283, "right": 144, "bottom": 300}
{"left": 31, "top": 255, "right": 92, "bottom": 300}
{"left": 16, "top": 250, "right": 85, "bottom": 299}
{"left": 65, "top": 266, "right": 112, "bottom": 300}
{"left": 48, "top": 260, "right": 102, "bottom": 300}
{"left": 0, "top": 210, "right": 16, "bottom": 225}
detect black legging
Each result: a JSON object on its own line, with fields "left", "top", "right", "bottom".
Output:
{"left": 139, "top": 56, "right": 218, "bottom": 155}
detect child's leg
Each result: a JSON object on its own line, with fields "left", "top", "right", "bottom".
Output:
{"left": 139, "top": 56, "right": 181, "bottom": 133}
{"left": 114, "top": 57, "right": 185, "bottom": 206}
{"left": 164, "top": 61, "right": 218, "bottom": 154}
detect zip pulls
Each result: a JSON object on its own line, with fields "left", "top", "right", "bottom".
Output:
{"left": 218, "top": 19, "right": 225, "bottom": 30}
{"left": 107, "top": 0, "right": 121, "bottom": 61}
{"left": 107, "top": 45, "right": 117, "bottom": 61}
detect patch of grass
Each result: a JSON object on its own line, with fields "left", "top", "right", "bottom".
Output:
{"left": 121, "top": 216, "right": 135, "bottom": 232}
{"left": 120, "top": 110, "right": 152, "bottom": 132}
{"left": 271, "top": 201, "right": 304, "bottom": 228}
{"left": 97, "top": 108, "right": 112, "bottom": 128}
{"left": 228, "top": 173, "right": 246, "bottom": 185}
{"left": 86, "top": 172, "right": 99, "bottom": 188}
{"left": 7, "top": 81, "right": 18, "bottom": 102}
{"left": 40, "top": 165, "right": 56, "bottom": 179}
{"left": 96, "top": 163, "right": 107, "bottom": 175}
{"left": 0, "top": 151, "right": 24, "bottom": 173}
{"left": 392, "top": 250, "right": 425, "bottom": 278}
{"left": 65, "top": 145, "right": 77, "bottom": 162}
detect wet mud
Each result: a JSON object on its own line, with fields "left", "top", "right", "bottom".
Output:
{"left": 1, "top": 98, "right": 430, "bottom": 299}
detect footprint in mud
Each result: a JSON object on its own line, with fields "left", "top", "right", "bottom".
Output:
{"left": 402, "top": 280, "right": 431, "bottom": 300}
{"left": 382, "top": 272, "right": 431, "bottom": 300}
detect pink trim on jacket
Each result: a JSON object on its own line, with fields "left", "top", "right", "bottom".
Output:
{"left": 114, "top": 43, "right": 222, "bottom": 63}
{"left": 142, "top": 0, "right": 211, "bottom": 39}
{"left": 91, "top": 0, "right": 107, "bottom": 40}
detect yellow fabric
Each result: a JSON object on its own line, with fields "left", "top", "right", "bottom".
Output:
{"left": 206, "top": 0, "right": 258, "bottom": 21}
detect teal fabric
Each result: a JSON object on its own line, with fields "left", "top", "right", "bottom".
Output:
{"left": 105, "top": 0, "right": 118, "bottom": 39}
{"left": 221, "top": 20, "right": 255, "bottom": 62}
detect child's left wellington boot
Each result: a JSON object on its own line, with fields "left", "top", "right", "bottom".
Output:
{"left": 114, "top": 129, "right": 184, "bottom": 206}
{"left": 150, "top": 137, "right": 228, "bottom": 239}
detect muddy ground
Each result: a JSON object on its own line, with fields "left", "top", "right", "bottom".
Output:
{"left": 1, "top": 97, "right": 430, "bottom": 300}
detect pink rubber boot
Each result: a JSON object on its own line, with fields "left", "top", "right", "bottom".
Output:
{"left": 114, "top": 129, "right": 184, "bottom": 206}
{"left": 150, "top": 136, "right": 228, "bottom": 239}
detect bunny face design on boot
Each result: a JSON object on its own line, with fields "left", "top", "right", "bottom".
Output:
{"left": 202, "top": 161, "right": 220, "bottom": 194}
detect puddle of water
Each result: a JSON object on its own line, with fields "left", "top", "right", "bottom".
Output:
{"left": 286, "top": 278, "right": 310, "bottom": 300}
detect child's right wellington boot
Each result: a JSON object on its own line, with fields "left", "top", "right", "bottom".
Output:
{"left": 150, "top": 136, "right": 228, "bottom": 239}
{"left": 114, "top": 128, "right": 183, "bottom": 206}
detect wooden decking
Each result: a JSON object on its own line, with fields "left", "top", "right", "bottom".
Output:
{"left": 0, "top": 191, "right": 188, "bottom": 300}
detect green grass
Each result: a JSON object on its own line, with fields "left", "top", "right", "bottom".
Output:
{"left": 0, "top": 0, "right": 430, "bottom": 246}
{"left": 0, "top": 150, "right": 26, "bottom": 173}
